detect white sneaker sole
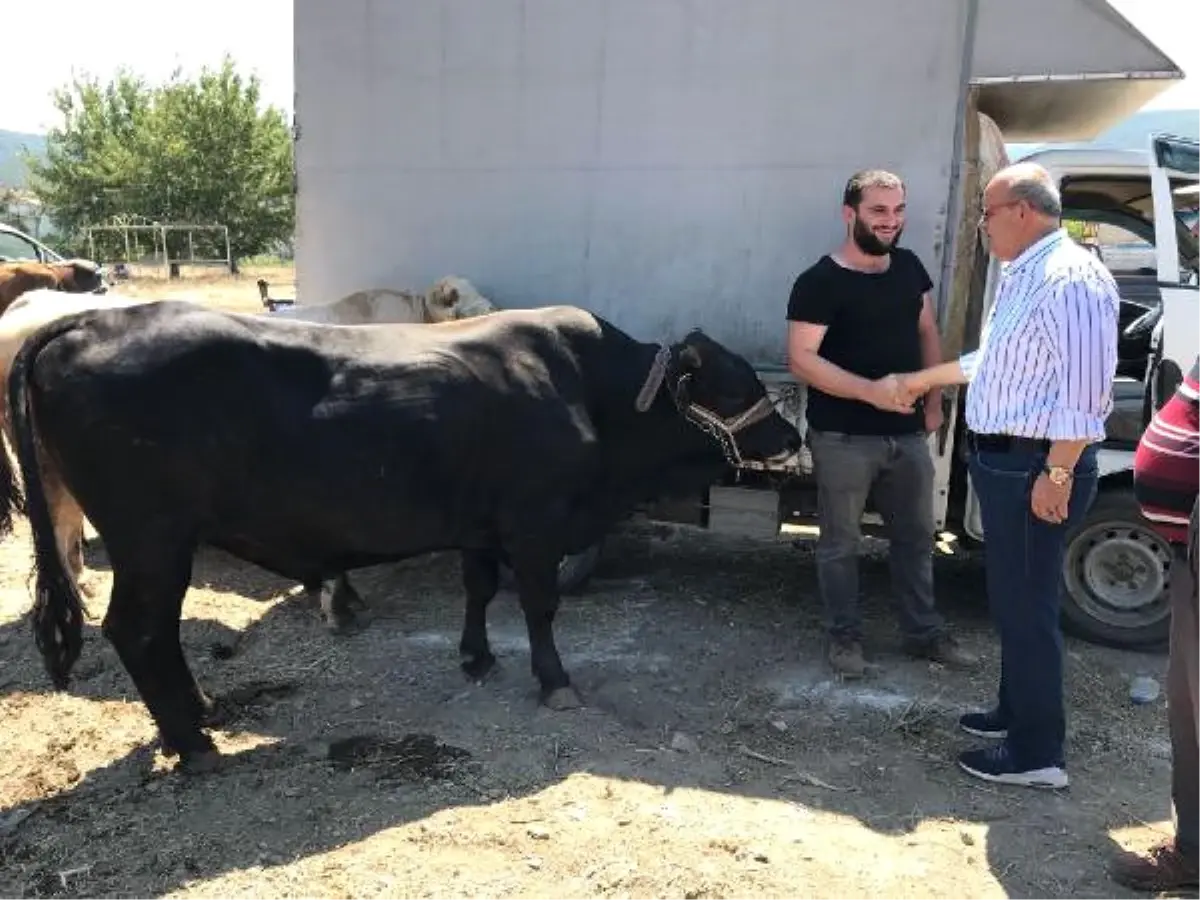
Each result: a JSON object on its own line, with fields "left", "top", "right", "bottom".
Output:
{"left": 958, "top": 760, "right": 1068, "bottom": 789}
{"left": 960, "top": 724, "right": 1008, "bottom": 739}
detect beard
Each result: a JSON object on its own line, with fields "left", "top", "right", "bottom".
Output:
{"left": 852, "top": 217, "right": 903, "bottom": 257}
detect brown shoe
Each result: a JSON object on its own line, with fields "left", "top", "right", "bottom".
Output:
{"left": 1108, "top": 840, "right": 1198, "bottom": 892}
{"left": 903, "top": 633, "right": 979, "bottom": 670}
{"left": 828, "top": 636, "right": 868, "bottom": 679}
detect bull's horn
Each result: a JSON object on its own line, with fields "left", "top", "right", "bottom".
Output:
{"left": 635, "top": 345, "right": 671, "bottom": 412}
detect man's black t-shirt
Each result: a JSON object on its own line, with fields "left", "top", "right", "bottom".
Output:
{"left": 787, "top": 248, "right": 932, "bottom": 436}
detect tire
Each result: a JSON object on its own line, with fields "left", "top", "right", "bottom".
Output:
{"left": 497, "top": 540, "right": 605, "bottom": 595}
{"left": 1060, "top": 488, "right": 1173, "bottom": 649}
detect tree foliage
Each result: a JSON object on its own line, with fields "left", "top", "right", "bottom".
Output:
{"left": 26, "top": 56, "right": 293, "bottom": 261}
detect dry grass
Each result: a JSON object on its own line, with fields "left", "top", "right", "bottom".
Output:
{"left": 0, "top": 270, "right": 1186, "bottom": 899}
{"left": 108, "top": 262, "right": 294, "bottom": 315}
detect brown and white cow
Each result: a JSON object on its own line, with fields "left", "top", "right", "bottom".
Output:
{"left": 0, "top": 260, "right": 105, "bottom": 314}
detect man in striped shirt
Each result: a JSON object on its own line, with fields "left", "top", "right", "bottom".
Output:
{"left": 894, "top": 161, "right": 1120, "bottom": 789}
{"left": 1110, "top": 358, "right": 1199, "bottom": 892}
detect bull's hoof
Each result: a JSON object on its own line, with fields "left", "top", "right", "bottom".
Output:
{"left": 178, "top": 748, "right": 223, "bottom": 775}
{"left": 159, "top": 729, "right": 217, "bottom": 760}
{"left": 460, "top": 651, "right": 497, "bottom": 682}
{"left": 318, "top": 577, "right": 370, "bottom": 635}
{"left": 542, "top": 685, "right": 583, "bottom": 711}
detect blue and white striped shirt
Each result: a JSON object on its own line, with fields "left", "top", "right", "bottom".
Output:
{"left": 958, "top": 228, "right": 1120, "bottom": 442}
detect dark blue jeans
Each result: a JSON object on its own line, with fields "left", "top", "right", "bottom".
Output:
{"left": 968, "top": 443, "right": 1099, "bottom": 768}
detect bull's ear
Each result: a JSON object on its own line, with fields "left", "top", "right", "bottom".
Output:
{"left": 679, "top": 344, "right": 703, "bottom": 371}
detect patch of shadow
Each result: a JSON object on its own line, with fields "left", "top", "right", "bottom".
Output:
{"left": 220, "top": 680, "right": 299, "bottom": 707}
{"left": 24, "top": 869, "right": 70, "bottom": 898}
{"left": 205, "top": 680, "right": 300, "bottom": 727}
{"left": 327, "top": 733, "right": 471, "bottom": 784}
{"left": 0, "top": 836, "right": 35, "bottom": 878}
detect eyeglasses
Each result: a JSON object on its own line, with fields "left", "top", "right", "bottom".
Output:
{"left": 979, "top": 199, "right": 1021, "bottom": 225}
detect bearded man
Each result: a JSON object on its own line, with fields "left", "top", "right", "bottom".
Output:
{"left": 786, "top": 169, "right": 976, "bottom": 677}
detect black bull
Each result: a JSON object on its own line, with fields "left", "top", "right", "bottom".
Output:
{"left": 0, "top": 299, "right": 801, "bottom": 771}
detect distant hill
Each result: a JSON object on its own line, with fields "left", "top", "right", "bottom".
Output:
{"left": 3, "top": 108, "right": 1195, "bottom": 189}
{"left": 0, "top": 130, "right": 46, "bottom": 188}
{"left": 1008, "top": 108, "right": 1199, "bottom": 160}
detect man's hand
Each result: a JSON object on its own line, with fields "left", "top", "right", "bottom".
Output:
{"left": 862, "top": 375, "right": 916, "bottom": 413}
{"left": 894, "top": 372, "right": 929, "bottom": 406}
{"left": 1031, "top": 473, "right": 1070, "bottom": 524}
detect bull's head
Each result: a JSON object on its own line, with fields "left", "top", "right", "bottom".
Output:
{"left": 640, "top": 329, "right": 802, "bottom": 470}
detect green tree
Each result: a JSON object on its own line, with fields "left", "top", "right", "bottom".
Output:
{"left": 26, "top": 56, "right": 293, "bottom": 263}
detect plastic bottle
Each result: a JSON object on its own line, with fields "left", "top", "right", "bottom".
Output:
{"left": 1130, "top": 675, "right": 1161, "bottom": 704}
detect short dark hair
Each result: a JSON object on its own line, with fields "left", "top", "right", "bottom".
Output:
{"left": 843, "top": 169, "right": 905, "bottom": 209}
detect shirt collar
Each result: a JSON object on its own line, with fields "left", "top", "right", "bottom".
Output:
{"left": 1003, "top": 227, "right": 1066, "bottom": 275}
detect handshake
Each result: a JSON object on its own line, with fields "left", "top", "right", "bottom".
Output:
{"left": 864, "top": 371, "right": 932, "bottom": 415}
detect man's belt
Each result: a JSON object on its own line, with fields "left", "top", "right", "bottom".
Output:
{"left": 966, "top": 430, "right": 1051, "bottom": 453}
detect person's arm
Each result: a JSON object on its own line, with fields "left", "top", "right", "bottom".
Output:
{"left": 1031, "top": 273, "right": 1120, "bottom": 522}
{"left": 1041, "top": 274, "right": 1119, "bottom": 467}
{"left": 786, "top": 272, "right": 912, "bottom": 413}
{"left": 916, "top": 291, "right": 944, "bottom": 428}
{"left": 895, "top": 358, "right": 971, "bottom": 401}
{"left": 787, "top": 322, "right": 909, "bottom": 411}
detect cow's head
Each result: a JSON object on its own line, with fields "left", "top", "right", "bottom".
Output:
{"left": 425, "top": 276, "right": 498, "bottom": 321}
{"left": 0, "top": 260, "right": 103, "bottom": 312}
{"left": 640, "top": 329, "right": 802, "bottom": 469}
{"left": 52, "top": 259, "right": 105, "bottom": 294}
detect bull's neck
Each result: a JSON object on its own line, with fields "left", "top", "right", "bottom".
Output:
{"left": 593, "top": 339, "right": 728, "bottom": 476}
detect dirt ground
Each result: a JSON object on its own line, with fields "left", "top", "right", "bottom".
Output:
{"left": 0, "top": 270, "right": 1189, "bottom": 899}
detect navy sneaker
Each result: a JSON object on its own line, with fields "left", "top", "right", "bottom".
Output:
{"left": 959, "top": 709, "right": 1007, "bottom": 739}
{"left": 958, "top": 743, "right": 1068, "bottom": 789}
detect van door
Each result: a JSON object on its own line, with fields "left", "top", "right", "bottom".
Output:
{"left": 1146, "top": 133, "right": 1199, "bottom": 409}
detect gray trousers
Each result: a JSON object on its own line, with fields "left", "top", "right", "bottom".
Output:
{"left": 807, "top": 429, "right": 944, "bottom": 643}
{"left": 1169, "top": 540, "right": 1198, "bottom": 861}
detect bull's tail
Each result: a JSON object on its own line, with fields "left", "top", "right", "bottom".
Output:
{"left": 9, "top": 314, "right": 91, "bottom": 689}
{"left": 0, "top": 406, "right": 23, "bottom": 538}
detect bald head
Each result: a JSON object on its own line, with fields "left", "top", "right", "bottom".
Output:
{"left": 989, "top": 162, "right": 1062, "bottom": 219}
{"left": 981, "top": 162, "right": 1064, "bottom": 261}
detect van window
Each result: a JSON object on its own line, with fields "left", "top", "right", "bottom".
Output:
{"left": 1095, "top": 223, "right": 1156, "bottom": 276}
{"left": 1064, "top": 212, "right": 1157, "bottom": 277}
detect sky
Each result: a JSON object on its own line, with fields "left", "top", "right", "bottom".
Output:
{"left": 0, "top": 0, "right": 294, "bottom": 134}
{"left": 0, "top": 0, "right": 1195, "bottom": 135}
{"left": 1106, "top": 0, "right": 1199, "bottom": 110}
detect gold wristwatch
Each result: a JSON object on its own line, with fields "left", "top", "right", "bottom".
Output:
{"left": 1043, "top": 464, "right": 1072, "bottom": 486}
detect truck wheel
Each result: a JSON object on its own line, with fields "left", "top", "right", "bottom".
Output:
{"left": 1060, "top": 488, "right": 1173, "bottom": 649}
{"left": 498, "top": 540, "right": 604, "bottom": 595}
